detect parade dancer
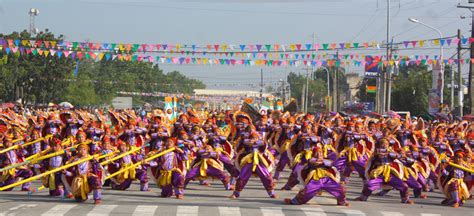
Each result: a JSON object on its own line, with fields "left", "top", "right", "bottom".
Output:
{"left": 281, "top": 124, "right": 318, "bottom": 190}
{"left": 41, "top": 138, "right": 73, "bottom": 197}
{"left": 207, "top": 129, "right": 239, "bottom": 183}
{"left": 355, "top": 139, "right": 413, "bottom": 204}
{"left": 149, "top": 138, "right": 187, "bottom": 199}
{"left": 230, "top": 130, "right": 277, "bottom": 199}
{"left": 438, "top": 151, "right": 471, "bottom": 207}
{"left": 284, "top": 145, "right": 349, "bottom": 206}
{"left": 185, "top": 144, "right": 232, "bottom": 190}
{"left": 65, "top": 143, "right": 103, "bottom": 204}
{"left": 108, "top": 141, "right": 149, "bottom": 191}
{"left": 334, "top": 121, "right": 373, "bottom": 182}
{"left": 271, "top": 117, "right": 298, "bottom": 181}
{"left": 0, "top": 136, "right": 33, "bottom": 191}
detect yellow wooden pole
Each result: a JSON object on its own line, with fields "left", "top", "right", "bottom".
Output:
{"left": 0, "top": 135, "right": 53, "bottom": 154}
{"left": 100, "top": 146, "right": 142, "bottom": 166}
{"left": 449, "top": 162, "right": 474, "bottom": 173}
{"left": 0, "top": 155, "right": 94, "bottom": 191}
{"left": 24, "top": 140, "right": 88, "bottom": 161}
{"left": 105, "top": 148, "right": 175, "bottom": 180}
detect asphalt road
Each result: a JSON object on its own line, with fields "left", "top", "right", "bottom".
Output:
{"left": 0, "top": 171, "right": 473, "bottom": 216}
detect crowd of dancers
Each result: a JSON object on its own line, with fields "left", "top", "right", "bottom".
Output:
{"left": 0, "top": 106, "right": 472, "bottom": 208}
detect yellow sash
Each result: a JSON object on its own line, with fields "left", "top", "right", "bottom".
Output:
{"left": 240, "top": 151, "right": 270, "bottom": 172}
{"left": 305, "top": 168, "right": 337, "bottom": 184}
{"left": 340, "top": 147, "right": 359, "bottom": 162}
{"left": 370, "top": 164, "right": 396, "bottom": 182}
{"left": 444, "top": 178, "right": 470, "bottom": 200}
{"left": 292, "top": 150, "right": 313, "bottom": 166}
{"left": 158, "top": 168, "right": 181, "bottom": 186}
{"left": 71, "top": 174, "right": 90, "bottom": 200}
{"left": 403, "top": 166, "right": 418, "bottom": 181}
{"left": 198, "top": 158, "right": 224, "bottom": 177}
{"left": 0, "top": 168, "right": 16, "bottom": 182}
{"left": 116, "top": 164, "right": 136, "bottom": 183}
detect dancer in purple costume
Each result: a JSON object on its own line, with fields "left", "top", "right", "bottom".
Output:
{"left": 355, "top": 138, "right": 413, "bottom": 204}
{"left": 284, "top": 144, "right": 349, "bottom": 206}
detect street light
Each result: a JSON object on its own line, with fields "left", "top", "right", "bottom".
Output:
{"left": 408, "top": 17, "right": 446, "bottom": 109}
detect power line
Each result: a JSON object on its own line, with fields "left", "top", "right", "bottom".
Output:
{"left": 77, "top": 1, "right": 461, "bottom": 19}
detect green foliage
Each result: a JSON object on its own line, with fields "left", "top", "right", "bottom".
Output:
{"left": 391, "top": 65, "right": 431, "bottom": 116}
{"left": 0, "top": 30, "right": 205, "bottom": 106}
{"left": 287, "top": 71, "right": 329, "bottom": 112}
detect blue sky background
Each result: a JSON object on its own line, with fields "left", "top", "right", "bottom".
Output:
{"left": 0, "top": 0, "right": 470, "bottom": 90}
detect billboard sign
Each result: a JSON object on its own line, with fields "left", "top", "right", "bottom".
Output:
{"left": 112, "top": 97, "right": 132, "bottom": 109}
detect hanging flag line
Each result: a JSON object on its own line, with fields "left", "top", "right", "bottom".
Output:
{"left": 0, "top": 35, "right": 463, "bottom": 54}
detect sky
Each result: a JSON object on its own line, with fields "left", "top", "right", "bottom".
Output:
{"left": 0, "top": 0, "right": 471, "bottom": 91}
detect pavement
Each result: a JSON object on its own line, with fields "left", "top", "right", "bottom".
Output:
{"left": 0, "top": 171, "right": 473, "bottom": 216}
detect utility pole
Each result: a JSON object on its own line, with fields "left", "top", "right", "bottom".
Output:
{"left": 458, "top": 3, "right": 474, "bottom": 114}
{"left": 386, "top": 38, "right": 393, "bottom": 112}
{"left": 382, "top": 0, "right": 391, "bottom": 114}
{"left": 334, "top": 51, "right": 340, "bottom": 112}
{"left": 458, "top": 29, "right": 464, "bottom": 116}
{"left": 260, "top": 69, "right": 263, "bottom": 103}
{"left": 305, "top": 65, "right": 310, "bottom": 113}
{"left": 301, "top": 84, "right": 306, "bottom": 112}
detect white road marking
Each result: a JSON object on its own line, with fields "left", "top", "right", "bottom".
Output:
{"left": 420, "top": 214, "right": 441, "bottom": 216}
{"left": 9, "top": 204, "right": 37, "bottom": 211}
{"left": 41, "top": 204, "right": 77, "bottom": 216}
{"left": 261, "top": 207, "right": 284, "bottom": 216}
{"left": 177, "top": 206, "right": 199, "bottom": 216}
{"left": 86, "top": 205, "right": 117, "bottom": 216}
{"left": 340, "top": 209, "right": 366, "bottom": 216}
{"left": 132, "top": 205, "right": 158, "bottom": 216}
{"left": 381, "top": 212, "right": 404, "bottom": 216}
{"left": 0, "top": 204, "right": 37, "bottom": 216}
{"left": 302, "top": 207, "right": 327, "bottom": 216}
{"left": 218, "top": 207, "right": 241, "bottom": 216}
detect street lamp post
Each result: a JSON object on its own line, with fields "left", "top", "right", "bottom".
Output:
{"left": 408, "top": 18, "right": 446, "bottom": 109}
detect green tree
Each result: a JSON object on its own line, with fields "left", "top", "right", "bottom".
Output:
{"left": 390, "top": 65, "right": 431, "bottom": 116}
{"left": 0, "top": 30, "right": 206, "bottom": 107}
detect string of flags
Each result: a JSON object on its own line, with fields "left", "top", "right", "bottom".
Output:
{"left": 1, "top": 36, "right": 473, "bottom": 67}
{"left": 1, "top": 45, "right": 472, "bottom": 68}
{"left": 1, "top": 43, "right": 454, "bottom": 61}
{"left": 117, "top": 91, "right": 246, "bottom": 104}
{"left": 0, "top": 36, "right": 469, "bottom": 53}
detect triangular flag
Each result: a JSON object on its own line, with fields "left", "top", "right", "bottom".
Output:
{"left": 295, "top": 44, "right": 302, "bottom": 51}
{"left": 265, "top": 44, "right": 271, "bottom": 51}
{"left": 446, "top": 39, "right": 452, "bottom": 46}
{"left": 274, "top": 44, "right": 280, "bottom": 51}
{"left": 290, "top": 44, "right": 295, "bottom": 51}
{"left": 419, "top": 40, "right": 425, "bottom": 47}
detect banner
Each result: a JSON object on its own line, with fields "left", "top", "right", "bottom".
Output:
{"left": 428, "top": 63, "right": 444, "bottom": 115}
